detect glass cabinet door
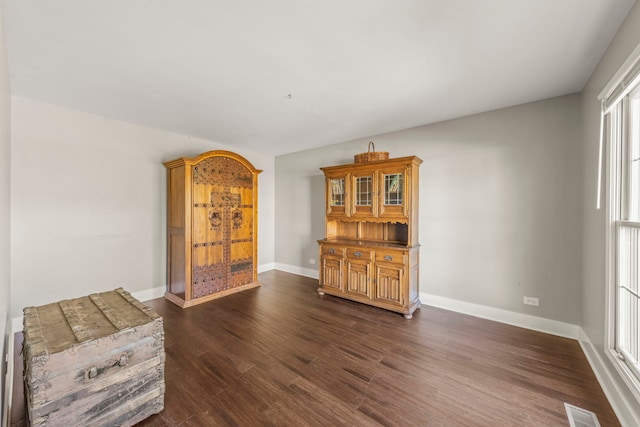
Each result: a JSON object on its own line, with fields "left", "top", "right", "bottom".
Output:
{"left": 326, "top": 175, "right": 348, "bottom": 217}
{"left": 351, "top": 172, "right": 376, "bottom": 217}
{"left": 378, "top": 169, "right": 407, "bottom": 219}
{"left": 383, "top": 173, "right": 403, "bottom": 206}
{"left": 330, "top": 178, "right": 345, "bottom": 207}
{"left": 355, "top": 176, "right": 373, "bottom": 207}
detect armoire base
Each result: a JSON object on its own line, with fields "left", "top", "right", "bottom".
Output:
{"left": 164, "top": 281, "right": 261, "bottom": 308}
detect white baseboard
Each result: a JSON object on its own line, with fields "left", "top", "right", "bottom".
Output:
{"left": 132, "top": 286, "right": 166, "bottom": 303}
{"left": 421, "top": 292, "right": 580, "bottom": 339}
{"left": 2, "top": 324, "right": 14, "bottom": 427}
{"left": 258, "top": 262, "right": 276, "bottom": 273}
{"left": 578, "top": 329, "right": 640, "bottom": 427}
{"left": 274, "top": 263, "right": 319, "bottom": 279}
{"left": 11, "top": 317, "right": 20, "bottom": 335}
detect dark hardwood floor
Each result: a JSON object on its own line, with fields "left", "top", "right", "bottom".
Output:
{"left": 11, "top": 270, "right": 620, "bottom": 426}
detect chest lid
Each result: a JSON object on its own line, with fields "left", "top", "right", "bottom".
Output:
{"left": 23, "top": 287, "right": 161, "bottom": 358}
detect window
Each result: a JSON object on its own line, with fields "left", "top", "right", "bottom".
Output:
{"left": 600, "top": 45, "right": 640, "bottom": 401}
{"left": 616, "top": 86, "right": 640, "bottom": 381}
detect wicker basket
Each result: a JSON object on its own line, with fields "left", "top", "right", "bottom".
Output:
{"left": 354, "top": 141, "right": 389, "bottom": 163}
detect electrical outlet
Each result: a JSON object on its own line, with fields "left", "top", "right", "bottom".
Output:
{"left": 309, "top": 258, "right": 316, "bottom": 265}
{"left": 523, "top": 296, "right": 539, "bottom": 306}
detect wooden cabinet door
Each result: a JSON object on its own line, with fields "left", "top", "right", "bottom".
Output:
{"left": 326, "top": 172, "right": 349, "bottom": 218}
{"left": 227, "top": 180, "right": 255, "bottom": 288}
{"left": 351, "top": 171, "right": 376, "bottom": 218}
{"left": 345, "top": 248, "right": 372, "bottom": 299}
{"left": 191, "top": 167, "right": 226, "bottom": 300}
{"left": 378, "top": 168, "right": 408, "bottom": 219}
{"left": 191, "top": 156, "right": 256, "bottom": 299}
{"left": 374, "top": 262, "right": 405, "bottom": 307}
{"left": 321, "top": 256, "right": 344, "bottom": 291}
{"left": 345, "top": 258, "right": 371, "bottom": 299}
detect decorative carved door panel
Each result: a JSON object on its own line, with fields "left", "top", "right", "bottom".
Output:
{"left": 321, "top": 257, "right": 343, "bottom": 291}
{"left": 345, "top": 259, "right": 371, "bottom": 299}
{"left": 374, "top": 264, "right": 404, "bottom": 307}
{"left": 165, "top": 151, "right": 261, "bottom": 308}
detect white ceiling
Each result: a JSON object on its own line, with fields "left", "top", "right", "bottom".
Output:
{"left": 2, "top": 0, "right": 637, "bottom": 156}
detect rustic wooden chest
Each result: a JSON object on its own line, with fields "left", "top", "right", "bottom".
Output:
{"left": 22, "top": 287, "right": 165, "bottom": 427}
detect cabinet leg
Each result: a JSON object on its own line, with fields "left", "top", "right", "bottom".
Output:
{"left": 317, "top": 288, "right": 325, "bottom": 296}
{"left": 403, "top": 313, "right": 413, "bottom": 320}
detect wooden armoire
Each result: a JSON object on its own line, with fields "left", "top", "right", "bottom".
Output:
{"left": 164, "top": 150, "right": 261, "bottom": 308}
{"left": 317, "top": 156, "right": 422, "bottom": 318}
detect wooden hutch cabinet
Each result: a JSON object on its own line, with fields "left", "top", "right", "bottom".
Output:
{"left": 164, "top": 150, "right": 261, "bottom": 308}
{"left": 318, "top": 156, "right": 422, "bottom": 318}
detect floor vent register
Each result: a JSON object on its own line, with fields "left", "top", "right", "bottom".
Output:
{"left": 564, "top": 403, "right": 601, "bottom": 427}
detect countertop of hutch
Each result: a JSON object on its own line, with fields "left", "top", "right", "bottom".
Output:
{"left": 318, "top": 238, "right": 420, "bottom": 249}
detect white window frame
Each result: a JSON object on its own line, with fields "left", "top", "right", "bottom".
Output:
{"left": 600, "top": 41, "right": 640, "bottom": 404}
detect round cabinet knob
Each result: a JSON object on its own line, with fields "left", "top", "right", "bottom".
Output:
{"left": 328, "top": 248, "right": 335, "bottom": 255}
{"left": 384, "top": 255, "right": 393, "bottom": 261}
{"left": 354, "top": 251, "right": 362, "bottom": 258}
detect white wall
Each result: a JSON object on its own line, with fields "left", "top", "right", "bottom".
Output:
{"left": 581, "top": 0, "right": 640, "bottom": 423}
{"left": 276, "top": 94, "right": 582, "bottom": 325}
{"left": 0, "top": 0, "right": 11, "bottom": 420}
{"left": 10, "top": 97, "right": 275, "bottom": 319}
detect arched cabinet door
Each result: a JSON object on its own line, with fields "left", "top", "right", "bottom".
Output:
{"left": 164, "top": 150, "right": 261, "bottom": 308}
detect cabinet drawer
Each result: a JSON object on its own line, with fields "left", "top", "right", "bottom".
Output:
{"left": 322, "top": 245, "right": 345, "bottom": 257}
{"left": 346, "top": 248, "right": 372, "bottom": 259}
{"left": 375, "top": 250, "right": 406, "bottom": 264}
